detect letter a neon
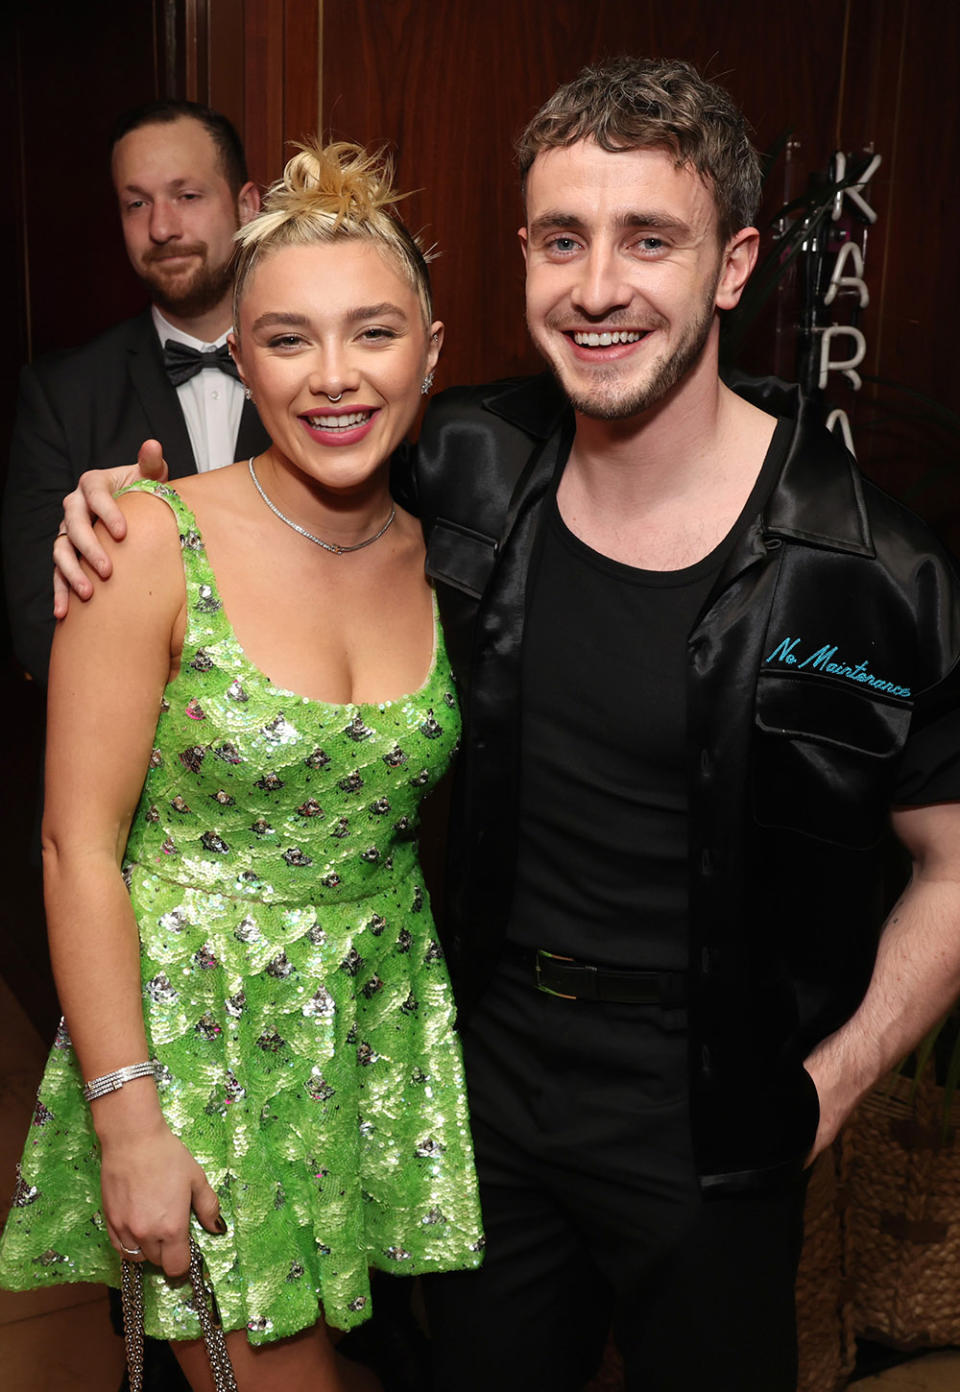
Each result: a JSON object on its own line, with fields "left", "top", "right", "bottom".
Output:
{"left": 823, "top": 240, "right": 869, "bottom": 308}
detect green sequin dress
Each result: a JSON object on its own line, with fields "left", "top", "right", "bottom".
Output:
{"left": 0, "top": 481, "right": 483, "bottom": 1343}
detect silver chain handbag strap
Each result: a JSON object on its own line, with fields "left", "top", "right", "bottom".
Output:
{"left": 121, "top": 1237, "right": 238, "bottom": 1392}
{"left": 120, "top": 1256, "right": 145, "bottom": 1391}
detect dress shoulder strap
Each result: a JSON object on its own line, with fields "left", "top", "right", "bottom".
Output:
{"left": 116, "top": 478, "right": 201, "bottom": 534}
{"left": 115, "top": 481, "right": 226, "bottom": 649}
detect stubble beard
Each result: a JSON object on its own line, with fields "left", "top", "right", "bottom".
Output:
{"left": 138, "top": 246, "right": 236, "bottom": 321}
{"left": 534, "top": 271, "right": 722, "bottom": 423}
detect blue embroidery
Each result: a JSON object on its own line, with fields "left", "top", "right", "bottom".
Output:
{"left": 764, "top": 637, "right": 912, "bottom": 698}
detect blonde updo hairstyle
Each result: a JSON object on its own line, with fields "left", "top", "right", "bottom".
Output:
{"left": 232, "top": 140, "right": 435, "bottom": 333}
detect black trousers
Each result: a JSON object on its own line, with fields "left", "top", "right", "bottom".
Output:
{"left": 423, "top": 960, "right": 807, "bottom": 1392}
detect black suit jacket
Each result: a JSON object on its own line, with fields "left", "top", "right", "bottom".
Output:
{"left": 2, "top": 309, "right": 269, "bottom": 682}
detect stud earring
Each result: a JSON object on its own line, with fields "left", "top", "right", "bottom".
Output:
{"left": 243, "top": 387, "right": 253, "bottom": 401}
{"left": 421, "top": 371, "right": 435, "bottom": 395}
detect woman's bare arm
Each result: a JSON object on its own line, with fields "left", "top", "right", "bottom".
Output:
{"left": 44, "top": 490, "right": 220, "bottom": 1274}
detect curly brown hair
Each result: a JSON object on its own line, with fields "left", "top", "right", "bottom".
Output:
{"left": 516, "top": 57, "right": 762, "bottom": 243}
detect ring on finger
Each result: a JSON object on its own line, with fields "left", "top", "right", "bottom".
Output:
{"left": 119, "top": 1242, "right": 143, "bottom": 1257}
{"left": 56, "top": 523, "right": 68, "bottom": 538}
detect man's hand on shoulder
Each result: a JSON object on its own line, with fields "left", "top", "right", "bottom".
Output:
{"left": 53, "top": 439, "right": 169, "bottom": 616}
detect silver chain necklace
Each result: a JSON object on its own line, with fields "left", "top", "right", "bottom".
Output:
{"left": 248, "top": 457, "right": 396, "bottom": 555}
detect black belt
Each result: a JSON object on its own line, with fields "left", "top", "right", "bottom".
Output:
{"left": 503, "top": 943, "right": 687, "bottom": 1007}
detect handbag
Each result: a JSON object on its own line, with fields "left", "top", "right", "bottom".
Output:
{"left": 121, "top": 1235, "right": 238, "bottom": 1392}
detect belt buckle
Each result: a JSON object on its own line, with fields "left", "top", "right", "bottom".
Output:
{"left": 535, "top": 948, "right": 578, "bottom": 1000}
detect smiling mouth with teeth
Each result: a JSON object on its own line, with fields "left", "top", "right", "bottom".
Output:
{"left": 303, "top": 411, "right": 374, "bottom": 429}
{"left": 570, "top": 330, "right": 647, "bottom": 347}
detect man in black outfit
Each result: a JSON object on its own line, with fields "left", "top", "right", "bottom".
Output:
{"left": 3, "top": 99, "right": 268, "bottom": 683}
{"left": 55, "top": 60, "right": 960, "bottom": 1392}
{"left": 411, "top": 59, "right": 960, "bottom": 1391}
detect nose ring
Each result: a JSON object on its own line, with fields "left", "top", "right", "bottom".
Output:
{"left": 326, "top": 391, "right": 343, "bottom": 403}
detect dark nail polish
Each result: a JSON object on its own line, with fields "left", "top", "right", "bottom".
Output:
{"left": 215, "top": 1216, "right": 227, "bottom": 1234}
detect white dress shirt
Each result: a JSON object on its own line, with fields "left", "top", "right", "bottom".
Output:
{"left": 152, "top": 307, "right": 245, "bottom": 473}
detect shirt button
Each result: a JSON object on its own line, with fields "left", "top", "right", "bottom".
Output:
{"left": 211, "top": 389, "right": 220, "bottom": 400}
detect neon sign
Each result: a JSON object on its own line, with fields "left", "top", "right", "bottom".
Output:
{"left": 809, "top": 151, "right": 882, "bottom": 455}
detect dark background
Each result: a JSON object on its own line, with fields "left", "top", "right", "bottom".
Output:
{"left": 3, "top": 0, "right": 958, "bottom": 1032}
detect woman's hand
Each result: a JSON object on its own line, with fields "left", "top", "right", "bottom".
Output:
{"left": 52, "top": 439, "right": 169, "bottom": 617}
{"left": 99, "top": 1114, "right": 223, "bottom": 1278}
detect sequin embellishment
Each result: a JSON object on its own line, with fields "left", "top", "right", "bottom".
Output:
{"left": 0, "top": 481, "right": 483, "bottom": 1346}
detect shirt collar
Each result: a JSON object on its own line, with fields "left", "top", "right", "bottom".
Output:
{"left": 482, "top": 370, "right": 874, "bottom": 558}
{"left": 151, "top": 304, "right": 231, "bottom": 353}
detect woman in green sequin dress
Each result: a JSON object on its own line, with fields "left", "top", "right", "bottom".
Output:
{"left": 0, "top": 142, "right": 483, "bottom": 1390}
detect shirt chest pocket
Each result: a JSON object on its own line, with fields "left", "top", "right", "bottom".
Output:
{"left": 425, "top": 519, "right": 499, "bottom": 600}
{"left": 425, "top": 520, "right": 500, "bottom": 683}
{"left": 752, "top": 674, "right": 912, "bottom": 847}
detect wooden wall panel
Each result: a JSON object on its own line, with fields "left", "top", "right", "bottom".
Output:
{"left": 860, "top": 7, "right": 959, "bottom": 411}
{"left": 283, "top": 0, "right": 322, "bottom": 152}
{"left": 321, "top": 1, "right": 851, "bottom": 392}
{"left": 14, "top": 2, "right": 163, "bottom": 357}
{"left": 832, "top": 0, "right": 960, "bottom": 540}
{"left": 207, "top": 0, "right": 247, "bottom": 137}
{"left": 243, "top": 0, "right": 286, "bottom": 188}
{"left": 242, "top": 0, "right": 321, "bottom": 189}
{"left": 1, "top": 14, "right": 29, "bottom": 452}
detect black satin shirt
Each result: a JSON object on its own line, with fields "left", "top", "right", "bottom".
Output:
{"left": 410, "top": 371, "right": 960, "bottom": 1191}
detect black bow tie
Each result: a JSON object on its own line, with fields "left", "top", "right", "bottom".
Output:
{"left": 162, "top": 340, "right": 240, "bottom": 387}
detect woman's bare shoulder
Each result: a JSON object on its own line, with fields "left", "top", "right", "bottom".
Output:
{"left": 95, "top": 487, "right": 183, "bottom": 568}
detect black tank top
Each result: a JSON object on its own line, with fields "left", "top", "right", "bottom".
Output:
{"left": 506, "top": 418, "right": 790, "bottom": 969}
